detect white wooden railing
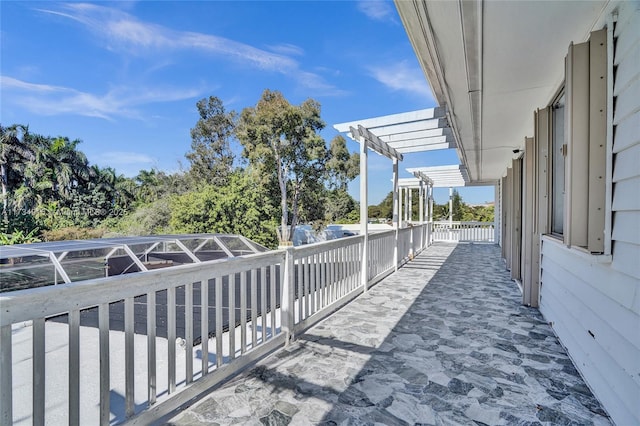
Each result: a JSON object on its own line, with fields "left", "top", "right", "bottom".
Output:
{"left": 431, "top": 221, "right": 495, "bottom": 242}
{"left": 0, "top": 225, "right": 430, "bottom": 425}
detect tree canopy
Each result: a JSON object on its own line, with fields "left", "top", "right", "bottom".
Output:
{"left": 185, "top": 96, "right": 236, "bottom": 186}
{"left": 237, "top": 89, "right": 357, "bottom": 244}
{"left": 368, "top": 189, "right": 494, "bottom": 223}
{"left": 1, "top": 89, "right": 361, "bottom": 247}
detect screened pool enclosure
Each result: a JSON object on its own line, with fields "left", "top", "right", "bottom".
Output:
{"left": 0, "top": 234, "right": 267, "bottom": 293}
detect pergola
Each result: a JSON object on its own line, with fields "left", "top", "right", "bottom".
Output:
{"left": 334, "top": 107, "right": 468, "bottom": 289}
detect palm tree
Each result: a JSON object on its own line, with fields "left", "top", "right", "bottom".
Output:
{"left": 0, "top": 124, "right": 34, "bottom": 224}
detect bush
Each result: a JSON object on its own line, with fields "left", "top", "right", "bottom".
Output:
{"left": 41, "top": 227, "right": 104, "bottom": 241}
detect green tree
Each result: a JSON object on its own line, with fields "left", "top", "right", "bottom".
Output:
{"left": 169, "top": 171, "right": 278, "bottom": 248}
{"left": 186, "top": 96, "right": 236, "bottom": 186}
{"left": 236, "top": 89, "right": 327, "bottom": 244}
{"left": 451, "top": 189, "right": 464, "bottom": 221}
{"left": 325, "top": 188, "right": 357, "bottom": 223}
{"left": 326, "top": 135, "right": 359, "bottom": 190}
{"left": 0, "top": 124, "right": 34, "bottom": 225}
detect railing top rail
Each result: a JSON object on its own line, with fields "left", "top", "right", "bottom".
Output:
{"left": 0, "top": 250, "right": 285, "bottom": 326}
{"left": 368, "top": 229, "right": 397, "bottom": 241}
{"left": 292, "top": 234, "right": 364, "bottom": 257}
{"left": 432, "top": 221, "right": 495, "bottom": 225}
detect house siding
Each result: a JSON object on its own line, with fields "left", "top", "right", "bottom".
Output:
{"left": 540, "top": 4, "right": 640, "bottom": 425}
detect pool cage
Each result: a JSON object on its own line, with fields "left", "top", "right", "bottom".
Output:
{"left": 0, "top": 234, "right": 268, "bottom": 293}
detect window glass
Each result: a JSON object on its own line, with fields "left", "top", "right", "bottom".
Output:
{"left": 551, "top": 94, "right": 565, "bottom": 235}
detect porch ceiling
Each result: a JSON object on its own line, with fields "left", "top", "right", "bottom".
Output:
{"left": 394, "top": 0, "right": 610, "bottom": 182}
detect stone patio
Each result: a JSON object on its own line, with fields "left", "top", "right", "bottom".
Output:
{"left": 163, "top": 242, "right": 610, "bottom": 426}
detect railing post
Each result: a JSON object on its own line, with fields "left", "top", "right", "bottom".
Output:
{"left": 282, "top": 247, "right": 296, "bottom": 344}
{"left": 409, "top": 226, "right": 414, "bottom": 259}
{"left": 359, "top": 137, "right": 369, "bottom": 291}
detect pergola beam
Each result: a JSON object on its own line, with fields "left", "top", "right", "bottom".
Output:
{"left": 380, "top": 127, "right": 452, "bottom": 142}
{"left": 349, "top": 125, "right": 403, "bottom": 161}
{"left": 334, "top": 107, "right": 446, "bottom": 132}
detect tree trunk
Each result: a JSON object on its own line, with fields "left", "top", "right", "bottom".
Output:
{"left": 289, "top": 179, "right": 301, "bottom": 242}
{"left": 277, "top": 159, "right": 289, "bottom": 243}
{"left": 1, "top": 163, "right": 7, "bottom": 225}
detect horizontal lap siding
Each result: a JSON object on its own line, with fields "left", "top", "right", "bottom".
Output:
{"left": 540, "top": 238, "right": 640, "bottom": 425}
{"left": 540, "top": 4, "right": 640, "bottom": 425}
{"left": 612, "top": 2, "right": 640, "bottom": 281}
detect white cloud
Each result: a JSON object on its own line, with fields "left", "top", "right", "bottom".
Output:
{"left": 368, "top": 61, "right": 433, "bottom": 101}
{"left": 1, "top": 75, "right": 203, "bottom": 120}
{"left": 266, "top": 43, "right": 305, "bottom": 57}
{"left": 357, "top": 1, "right": 396, "bottom": 23}
{"left": 37, "top": 3, "right": 340, "bottom": 93}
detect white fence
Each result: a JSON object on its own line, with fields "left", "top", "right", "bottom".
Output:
{"left": 431, "top": 221, "right": 495, "bottom": 242}
{"left": 0, "top": 225, "right": 430, "bottom": 425}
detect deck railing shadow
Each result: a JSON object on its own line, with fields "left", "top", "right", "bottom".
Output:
{"left": 310, "top": 243, "right": 609, "bottom": 425}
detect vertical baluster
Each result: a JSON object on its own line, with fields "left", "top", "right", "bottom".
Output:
{"left": 124, "top": 298, "right": 135, "bottom": 418}
{"left": 69, "top": 309, "right": 80, "bottom": 424}
{"left": 99, "top": 304, "right": 111, "bottom": 424}
{"left": 315, "top": 253, "right": 322, "bottom": 311}
{"left": 240, "top": 271, "right": 247, "bottom": 354}
{"left": 32, "top": 318, "right": 45, "bottom": 426}
{"left": 347, "top": 244, "right": 351, "bottom": 291}
{"left": 310, "top": 254, "right": 316, "bottom": 315}
{"left": 326, "top": 250, "right": 332, "bottom": 302}
{"left": 354, "top": 242, "right": 358, "bottom": 281}
{"left": 352, "top": 244, "right": 356, "bottom": 290}
{"left": 269, "top": 265, "right": 276, "bottom": 338}
{"left": 185, "top": 283, "right": 193, "bottom": 384}
{"left": 260, "top": 266, "right": 267, "bottom": 344}
{"left": 303, "top": 255, "right": 310, "bottom": 319}
{"left": 325, "top": 250, "right": 331, "bottom": 303}
{"left": 331, "top": 249, "right": 337, "bottom": 302}
{"left": 337, "top": 247, "right": 343, "bottom": 297}
{"left": 322, "top": 251, "right": 327, "bottom": 306}
{"left": 251, "top": 268, "right": 258, "bottom": 348}
{"left": 146, "top": 292, "right": 156, "bottom": 406}
{"left": 1, "top": 325, "right": 12, "bottom": 425}
{"left": 201, "top": 280, "right": 209, "bottom": 376}
{"left": 215, "top": 276, "right": 223, "bottom": 367}
{"left": 167, "top": 287, "right": 176, "bottom": 393}
{"left": 228, "top": 274, "right": 236, "bottom": 360}
{"left": 297, "top": 257, "right": 303, "bottom": 323}
{"left": 345, "top": 245, "right": 350, "bottom": 292}
{"left": 349, "top": 245, "right": 353, "bottom": 291}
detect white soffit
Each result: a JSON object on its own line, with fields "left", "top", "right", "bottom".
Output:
{"left": 333, "top": 107, "right": 457, "bottom": 154}
{"left": 395, "top": 0, "right": 610, "bottom": 181}
{"left": 406, "top": 165, "right": 469, "bottom": 188}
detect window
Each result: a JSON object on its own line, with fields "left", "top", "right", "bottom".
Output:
{"left": 544, "top": 28, "right": 607, "bottom": 253}
{"left": 551, "top": 93, "right": 565, "bottom": 236}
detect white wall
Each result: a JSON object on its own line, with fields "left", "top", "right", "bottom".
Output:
{"left": 540, "top": 4, "right": 640, "bottom": 424}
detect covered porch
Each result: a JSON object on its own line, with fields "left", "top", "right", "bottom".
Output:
{"left": 166, "top": 242, "right": 609, "bottom": 425}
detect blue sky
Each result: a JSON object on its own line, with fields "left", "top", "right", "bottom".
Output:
{"left": 1, "top": 1, "right": 494, "bottom": 205}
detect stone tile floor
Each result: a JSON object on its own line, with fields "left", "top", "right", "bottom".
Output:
{"left": 164, "top": 242, "right": 610, "bottom": 426}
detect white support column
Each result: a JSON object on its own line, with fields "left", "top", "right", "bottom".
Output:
{"left": 429, "top": 184, "right": 434, "bottom": 221}
{"left": 404, "top": 188, "right": 411, "bottom": 222}
{"left": 392, "top": 158, "right": 399, "bottom": 271}
{"left": 419, "top": 181, "right": 425, "bottom": 250}
{"left": 419, "top": 182, "right": 424, "bottom": 223}
{"left": 360, "top": 138, "right": 369, "bottom": 291}
{"left": 494, "top": 182, "right": 500, "bottom": 244}
{"left": 449, "top": 187, "right": 453, "bottom": 224}
{"left": 408, "top": 187, "right": 413, "bottom": 222}
{"left": 398, "top": 188, "right": 403, "bottom": 229}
